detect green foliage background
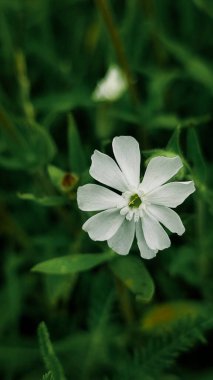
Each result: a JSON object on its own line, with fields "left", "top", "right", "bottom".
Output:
{"left": 0, "top": 0, "right": 213, "bottom": 379}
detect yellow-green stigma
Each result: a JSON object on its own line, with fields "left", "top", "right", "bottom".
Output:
{"left": 128, "top": 193, "right": 142, "bottom": 208}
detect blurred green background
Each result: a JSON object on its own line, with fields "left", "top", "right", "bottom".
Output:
{"left": 0, "top": 0, "right": 213, "bottom": 379}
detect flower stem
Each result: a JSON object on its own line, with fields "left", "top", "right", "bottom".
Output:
{"left": 94, "top": 0, "right": 148, "bottom": 145}
{"left": 14, "top": 49, "right": 35, "bottom": 123}
{"left": 94, "top": 0, "right": 140, "bottom": 107}
{"left": 114, "top": 277, "right": 135, "bottom": 325}
{"left": 196, "top": 196, "right": 207, "bottom": 275}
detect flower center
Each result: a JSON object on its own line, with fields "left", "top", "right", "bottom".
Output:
{"left": 128, "top": 193, "right": 142, "bottom": 208}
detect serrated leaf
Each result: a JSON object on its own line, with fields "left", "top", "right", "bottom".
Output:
{"left": 42, "top": 372, "right": 54, "bottom": 380}
{"left": 38, "top": 322, "right": 67, "bottom": 380}
{"left": 109, "top": 256, "right": 154, "bottom": 302}
{"left": 139, "top": 313, "right": 213, "bottom": 377}
{"left": 32, "top": 252, "right": 115, "bottom": 275}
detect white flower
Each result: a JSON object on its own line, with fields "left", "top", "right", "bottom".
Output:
{"left": 92, "top": 65, "right": 127, "bottom": 102}
{"left": 77, "top": 136, "right": 195, "bottom": 259}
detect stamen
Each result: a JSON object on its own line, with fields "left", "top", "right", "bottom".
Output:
{"left": 128, "top": 193, "right": 142, "bottom": 208}
{"left": 126, "top": 211, "right": 133, "bottom": 221}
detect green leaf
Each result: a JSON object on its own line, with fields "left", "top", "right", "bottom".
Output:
{"left": 32, "top": 252, "right": 115, "bottom": 275}
{"left": 161, "top": 36, "right": 213, "bottom": 93}
{"left": 109, "top": 108, "right": 138, "bottom": 124}
{"left": 192, "top": 0, "right": 213, "bottom": 18}
{"left": 24, "top": 122, "right": 56, "bottom": 167}
{"left": 109, "top": 256, "right": 155, "bottom": 302}
{"left": 187, "top": 128, "right": 206, "bottom": 183}
{"left": 148, "top": 114, "right": 181, "bottom": 130}
{"left": 44, "top": 274, "right": 77, "bottom": 306}
{"left": 0, "top": 108, "right": 56, "bottom": 170}
{"left": 167, "top": 128, "right": 181, "bottom": 155}
{"left": 18, "top": 193, "right": 66, "bottom": 207}
{"left": 34, "top": 90, "right": 92, "bottom": 112}
{"left": 38, "top": 322, "right": 67, "bottom": 380}
{"left": 168, "top": 246, "right": 201, "bottom": 287}
{"left": 200, "top": 187, "right": 213, "bottom": 214}
{"left": 148, "top": 114, "right": 211, "bottom": 130}
{"left": 68, "top": 114, "right": 87, "bottom": 174}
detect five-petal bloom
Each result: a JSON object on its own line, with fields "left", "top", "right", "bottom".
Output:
{"left": 77, "top": 136, "right": 195, "bottom": 259}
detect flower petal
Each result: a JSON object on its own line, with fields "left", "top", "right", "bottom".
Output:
{"left": 142, "top": 211, "right": 171, "bottom": 251}
{"left": 146, "top": 181, "right": 195, "bottom": 208}
{"left": 77, "top": 184, "right": 125, "bottom": 211}
{"left": 108, "top": 219, "right": 135, "bottom": 255}
{"left": 136, "top": 221, "right": 157, "bottom": 259}
{"left": 147, "top": 204, "right": 185, "bottom": 235}
{"left": 140, "top": 156, "right": 183, "bottom": 193}
{"left": 112, "top": 136, "right": 141, "bottom": 189}
{"left": 83, "top": 209, "right": 124, "bottom": 241}
{"left": 89, "top": 150, "right": 129, "bottom": 192}
{"left": 92, "top": 65, "right": 127, "bottom": 102}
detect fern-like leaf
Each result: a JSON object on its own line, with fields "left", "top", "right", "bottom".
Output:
{"left": 115, "top": 313, "right": 213, "bottom": 379}
{"left": 140, "top": 314, "right": 213, "bottom": 377}
{"left": 38, "top": 322, "right": 67, "bottom": 380}
{"left": 79, "top": 272, "right": 116, "bottom": 378}
{"left": 42, "top": 371, "right": 54, "bottom": 380}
